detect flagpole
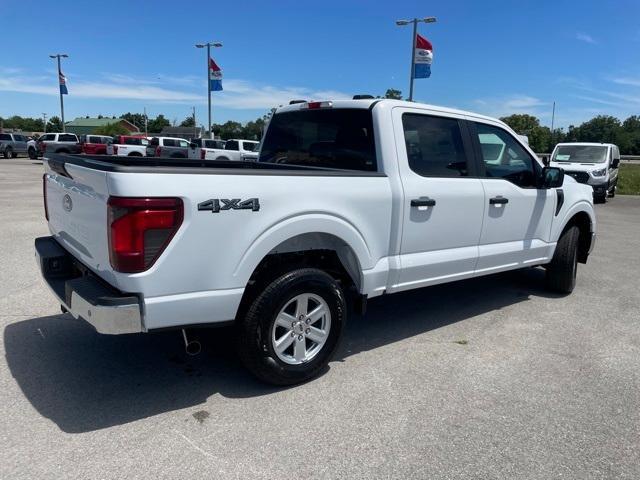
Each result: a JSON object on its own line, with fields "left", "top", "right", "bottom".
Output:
{"left": 396, "top": 17, "right": 436, "bottom": 102}
{"left": 207, "top": 43, "right": 212, "bottom": 139}
{"left": 195, "top": 42, "right": 222, "bottom": 139}
{"left": 409, "top": 19, "right": 418, "bottom": 102}
{"left": 50, "top": 53, "right": 68, "bottom": 132}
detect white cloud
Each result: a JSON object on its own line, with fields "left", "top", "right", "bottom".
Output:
{"left": 575, "top": 32, "right": 597, "bottom": 44}
{"left": 610, "top": 76, "right": 640, "bottom": 87}
{"left": 0, "top": 70, "right": 351, "bottom": 110}
{"left": 472, "top": 94, "right": 547, "bottom": 118}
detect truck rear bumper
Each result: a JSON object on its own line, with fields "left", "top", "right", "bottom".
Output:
{"left": 35, "top": 236, "right": 144, "bottom": 335}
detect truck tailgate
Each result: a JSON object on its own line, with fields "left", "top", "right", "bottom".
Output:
{"left": 44, "top": 159, "right": 111, "bottom": 279}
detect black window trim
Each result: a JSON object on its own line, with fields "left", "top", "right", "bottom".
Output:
{"left": 400, "top": 112, "right": 481, "bottom": 179}
{"left": 466, "top": 120, "right": 542, "bottom": 189}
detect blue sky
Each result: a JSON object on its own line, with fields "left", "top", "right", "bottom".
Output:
{"left": 1, "top": 0, "right": 639, "bottom": 128}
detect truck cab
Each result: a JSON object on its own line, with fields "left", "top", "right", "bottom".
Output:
{"left": 550, "top": 142, "right": 620, "bottom": 203}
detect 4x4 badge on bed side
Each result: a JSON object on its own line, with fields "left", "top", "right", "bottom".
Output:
{"left": 197, "top": 198, "right": 260, "bottom": 213}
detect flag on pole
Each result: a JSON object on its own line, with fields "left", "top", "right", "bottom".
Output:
{"left": 414, "top": 34, "right": 433, "bottom": 79}
{"left": 209, "top": 58, "right": 223, "bottom": 91}
{"left": 59, "top": 70, "right": 68, "bottom": 95}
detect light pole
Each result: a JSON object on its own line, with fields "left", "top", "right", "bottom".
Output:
{"left": 395, "top": 17, "right": 436, "bottom": 101}
{"left": 195, "top": 42, "right": 222, "bottom": 139}
{"left": 49, "top": 54, "right": 69, "bottom": 131}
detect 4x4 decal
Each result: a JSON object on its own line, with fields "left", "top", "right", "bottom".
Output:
{"left": 197, "top": 198, "right": 260, "bottom": 213}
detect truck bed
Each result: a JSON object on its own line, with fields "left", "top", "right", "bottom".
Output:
{"left": 46, "top": 153, "right": 386, "bottom": 177}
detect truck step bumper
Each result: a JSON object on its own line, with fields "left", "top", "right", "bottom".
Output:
{"left": 35, "top": 236, "right": 143, "bottom": 335}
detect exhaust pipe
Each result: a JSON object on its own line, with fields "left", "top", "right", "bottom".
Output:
{"left": 182, "top": 329, "right": 201, "bottom": 356}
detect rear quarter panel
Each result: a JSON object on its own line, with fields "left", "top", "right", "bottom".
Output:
{"left": 105, "top": 171, "right": 394, "bottom": 303}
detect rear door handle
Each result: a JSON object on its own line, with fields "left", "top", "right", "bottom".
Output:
{"left": 489, "top": 196, "right": 509, "bottom": 205}
{"left": 411, "top": 197, "right": 436, "bottom": 207}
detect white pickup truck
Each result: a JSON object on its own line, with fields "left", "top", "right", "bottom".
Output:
{"left": 36, "top": 99, "right": 596, "bottom": 385}
{"left": 188, "top": 138, "right": 259, "bottom": 161}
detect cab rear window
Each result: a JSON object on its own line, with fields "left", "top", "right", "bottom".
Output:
{"left": 259, "top": 108, "right": 377, "bottom": 171}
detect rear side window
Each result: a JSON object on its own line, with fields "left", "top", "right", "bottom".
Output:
{"left": 402, "top": 114, "right": 468, "bottom": 177}
{"left": 59, "top": 134, "right": 77, "bottom": 142}
{"left": 163, "top": 139, "right": 176, "bottom": 147}
{"left": 225, "top": 140, "right": 239, "bottom": 151}
{"left": 0, "top": 134, "right": 11, "bottom": 141}
{"left": 260, "top": 108, "right": 376, "bottom": 171}
{"left": 124, "top": 137, "right": 140, "bottom": 145}
{"left": 40, "top": 134, "right": 55, "bottom": 141}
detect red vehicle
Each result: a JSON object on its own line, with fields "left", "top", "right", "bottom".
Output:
{"left": 80, "top": 135, "right": 113, "bottom": 155}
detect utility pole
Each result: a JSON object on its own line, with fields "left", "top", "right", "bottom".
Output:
{"left": 42, "top": 113, "right": 48, "bottom": 134}
{"left": 49, "top": 53, "right": 69, "bottom": 132}
{"left": 551, "top": 101, "right": 556, "bottom": 146}
{"left": 192, "top": 106, "right": 197, "bottom": 138}
{"left": 143, "top": 107, "right": 148, "bottom": 136}
{"left": 195, "top": 41, "right": 222, "bottom": 139}
{"left": 395, "top": 17, "right": 436, "bottom": 101}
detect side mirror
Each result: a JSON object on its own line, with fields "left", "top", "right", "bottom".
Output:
{"left": 612, "top": 158, "right": 620, "bottom": 168}
{"left": 189, "top": 142, "right": 197, "bottom": 149}
{"left": 541, "top": 166, "right": 564, "bottom": 189}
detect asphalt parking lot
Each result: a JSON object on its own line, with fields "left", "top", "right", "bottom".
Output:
{"left": 1, "top": 157, "right": 639, "bottom": 479}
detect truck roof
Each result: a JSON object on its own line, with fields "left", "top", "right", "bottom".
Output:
{"left": 554, "top": 142, "right": 615, "bottom": 147}
{"left": 275, "top": 98, "right": 508, "bottom": 127}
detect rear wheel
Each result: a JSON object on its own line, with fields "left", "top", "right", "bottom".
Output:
{"left": 237, "top": 268, "right": 346, "bottom": 385}
{"left": 128, "top": 152, "right": 142, "bottom": 157}
{"left": 546, "top": 225, "right": 579, "bottom": 294}
{"left": 3, "top": 147, "right": 12, "bottom": 159}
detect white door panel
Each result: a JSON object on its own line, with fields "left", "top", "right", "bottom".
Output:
{"left": 390, "top": 107, "right": 484, "bottom": 292}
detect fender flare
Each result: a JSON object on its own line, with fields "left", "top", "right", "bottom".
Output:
{"left": 552, "top": 200, "right": 595, "bottom": 242}
{"left": 232, "top": 213, "right": 373, "bottom": 287}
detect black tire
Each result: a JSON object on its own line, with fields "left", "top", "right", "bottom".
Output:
{"left": 28, "top": 147, "right": 37, "bottom": 160}
{"left": 128, "top": 152, "right": 142, "bottom": 157}
{"left": 546, "top": 225, "right": 580, "bottom": 294}
{"left": 217, "top": 156, "right": 230, "bottom": 162}
{"left": 237, "top": 268, "right": 346, "bottom": 385}
{"left": 56, "top": 149, "right": 69, "bottom": 154}
{"left": 3, "top": 147, "right": 12, "bottom": 159}
{"left": 11, "top": 151, "right": 18, "bottom": 158}
{"left": 608, "top": 182, "right": 616, "bottom": 198}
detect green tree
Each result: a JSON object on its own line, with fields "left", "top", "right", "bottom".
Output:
{"left": 180, "top": 116, "right": 195, "bottom": 127}
{"left": 47, "top": 116, "right": 63, "bottom": 133}
{"left": 574, "top": 115, "right": 621, "bottom": 143}
{"left": 120, "top": 112, "right": 147, "bottom": 131}
{"left": 213, "top": 120, "right": 244, "bottom": 140}
{"left": 147, "top": 114, "right": 170, "bottom": 133}
{"left": 500, "top": 114, "right": 553, "bottom": 152}
{"left": 93, "top": 122, "right": 129, "bottom": 136}
{"left": 384, "top": 88, "right": 402, "bottom": 100}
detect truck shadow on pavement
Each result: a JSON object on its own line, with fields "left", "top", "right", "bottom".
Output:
{"left": 5, "top": 267, "right": 559, "bottom": 433}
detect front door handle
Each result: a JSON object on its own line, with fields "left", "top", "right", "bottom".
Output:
{"left": 411, "top": 197, "right": 436, "bottom": 207}
{"left": 489, "top": 196, "right": 509, "bottom": 205}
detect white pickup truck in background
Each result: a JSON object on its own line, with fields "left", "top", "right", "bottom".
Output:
{"left": 188, "top": 138, "right": 259, "bottom": 161}
{"left": 36, "top": 99, "right": 596, "bottom": 385}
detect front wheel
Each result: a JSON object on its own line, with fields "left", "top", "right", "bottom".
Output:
{"left": 237, "top": 268, "right": 346, "bottom": 385}
{"left": 546, "top": 225, "right": 579, "bottom": 294}
{"left": 28, "top": 147, "right": 37, "bottom": 159}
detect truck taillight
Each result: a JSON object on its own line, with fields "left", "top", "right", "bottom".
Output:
{"left": 200, "top": 148, "right": 205, "bottom": 160}
{"left": 107, "top": 197, "right": 183, "bottom": 273}
{"left": 43, "top": 174, "right": 49, "bottom": 221}
{"left": 156, "top": 146, "right": 161, "bottom": 157}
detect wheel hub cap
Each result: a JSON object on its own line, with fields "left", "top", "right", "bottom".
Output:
{"left": 271, "top": 293, "right": 331, "bottom": 365}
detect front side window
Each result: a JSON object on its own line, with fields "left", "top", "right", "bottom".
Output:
{"left": 402, "top": 113, "right": 468, "bottom": 177}
{"left": 475, "top": 123, "right": 538, "bottom": 188}
{"left": 179, "top": 140, "right": 189, "bottom": 148}
{"left": 59, "top": 134, "right": 77, "bottom": 142}
{"left": 260, "top": 108, "right": 376, "bottom": 171}
{"left": 242, "top": 141, "right": 258, "bottom": 152}
{"left": 163, "top": 139, "right": 176, "bottom": 147}
{"left": 40, "top": 134, "right": 55, "bottom": 141}
{"left": 225, "top": 141, "right": 239, "bottom": 151}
